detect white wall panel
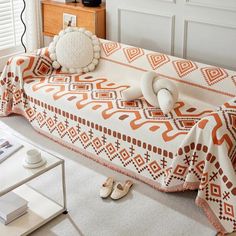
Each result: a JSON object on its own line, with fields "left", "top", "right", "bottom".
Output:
{"left": 186, "top": 0, "right": 236, "bottom": 12}
{"left": 184, "top": 20, "right": 236, "bottom": 70}
{"left": 118, "top": 9, "right": 175, "bottom": 54}
{"left": 107, "top": 0, "right": 236, "bottom": 70}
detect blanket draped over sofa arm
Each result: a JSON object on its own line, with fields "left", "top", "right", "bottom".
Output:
{"left": 0, "top": 43, "right": 236, "bottom": 235}
{"left": 0, "top": 48, "right": 53, "bottom": 116}
{"left": 169, "top": 98, "right": 236, "bottom": 234}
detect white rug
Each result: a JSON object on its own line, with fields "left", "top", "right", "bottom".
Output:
{"left": 0, "top": 115, "right": 217, "bottom": 236}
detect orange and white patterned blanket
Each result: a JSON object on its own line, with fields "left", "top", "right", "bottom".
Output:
{"left": 0, "top": 40, "right": 236, "bottom": 235}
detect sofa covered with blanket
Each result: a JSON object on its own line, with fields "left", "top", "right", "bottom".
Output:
{"left": 0, "top": 39, "right": 235, "bottom": 235}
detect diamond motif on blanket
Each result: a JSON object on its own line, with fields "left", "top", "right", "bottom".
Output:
{"left": 46, "top": 118, "right": 55, "bottom": 130}
{"left": 57, "top": 122, "right": 66, "bottom": 135}
{"left": 123, "top": 47, "right": 144, "bottom": 63}
{"left": 106, "top": 143, "right": 116, "bottom": 155}
{"left": 119, "top": 149, "right": 130, "bottom": 161}
{"left": 196, "top": 160, "right": 205, "bottom": 174}
{"left": 102, "top": 42, "right": 121, "bottom": 56}
{"left": 33, "top": 57, "right": 52, "bottom": 76}
{"left": 68, "top": 127, "right": 78, "bottom": 139}
{"left": 173, "top": 165, "right": 187, "bottom": 176}
{"left": 134, "top": 155, "right": 145, "bottom": 167}
{"left": 210, "top": 183, "right": 221, "bottom": 198}
{"left": 93, "top": 137, "right": 103, "bottom": 149}
{"left": 173, "top": 60, "right": 198, "bottom": 77}
{"left": 201, "top": 67, "right": 228, "bottom": 86}
{"left": 25, "top": 108, "right": 35, "bottom": 120}
{"left": 224, "top": 202, "right": 234, "bottom": 217}
{"left": 147, "top": 53, "right": 170, "bottom": 70}
{"left": 36, "top": 113, "right": 45, "bottom": 126}
{"left": 80, "top": 132, "right": 89, "bottom": 144}
{"left": 149, "top": 161, "right": 161, "bottom": 174}
{"left": 13, "top": 90, "right": 21, "bottom": 102}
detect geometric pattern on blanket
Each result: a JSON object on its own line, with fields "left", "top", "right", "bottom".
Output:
{"left": 102, "top": 41, "right": 236, "bottom": 98}
{"left": 169, "top": 100, "right": 236, "bottom": 234}
{"left": 0, "top": 41, "right": 236, "bottom": 235}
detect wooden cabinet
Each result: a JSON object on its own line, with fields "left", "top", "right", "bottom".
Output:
{"left": 42, "top": 0, "right": 106, "bottom": 38}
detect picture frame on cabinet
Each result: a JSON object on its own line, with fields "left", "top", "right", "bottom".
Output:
{"left": 63, "top": 13, "right": 77, "bottom": 29}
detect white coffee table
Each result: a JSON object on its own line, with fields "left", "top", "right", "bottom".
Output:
{"left": 0, "top": 132, "right": 67, "bottom": 236}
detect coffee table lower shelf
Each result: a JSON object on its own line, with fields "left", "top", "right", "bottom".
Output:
{"left": 0, "top": 185, "right": 65, "bottom": 236}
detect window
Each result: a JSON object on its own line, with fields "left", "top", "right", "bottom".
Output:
{"left": 0, "top": 0, "right": 24, "bottom": 70}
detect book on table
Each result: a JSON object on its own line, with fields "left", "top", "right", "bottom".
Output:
{"left": 0, "top": 136, "right": 23, "bottom": 164}
{"left": 0, "top": 192, "right": 28, "bottom": 225}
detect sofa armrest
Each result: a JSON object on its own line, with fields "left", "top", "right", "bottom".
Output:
{"left": 1, "top": 48, "right": 53, "bottom": 82}
{"left": 0, "top": 48, "right": 53, "bottom": 116}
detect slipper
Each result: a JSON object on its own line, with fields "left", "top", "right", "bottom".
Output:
{"left": 100, "top": 177, "right": 114, "bottom": 198}
{"left": 111, "top": 180, "right": 133, "bottom": 200}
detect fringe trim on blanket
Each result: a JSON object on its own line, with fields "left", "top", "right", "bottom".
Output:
{"left": 196, "top": 197, "right": 226, "bottom": 236}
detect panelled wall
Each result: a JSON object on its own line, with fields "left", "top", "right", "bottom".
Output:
{"left": 106, "top": 0, "right": 236, "bottom": 70}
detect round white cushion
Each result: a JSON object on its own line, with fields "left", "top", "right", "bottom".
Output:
{"left": 48, "top": 27, "right": 101, "bottom": 74}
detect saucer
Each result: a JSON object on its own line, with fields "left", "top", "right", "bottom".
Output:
{"left": 23, "top": 157, "right": 47, "bottom": 169}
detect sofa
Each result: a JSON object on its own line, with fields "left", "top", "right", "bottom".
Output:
{"left": 0, "top": 39, "right": 235, "bottom": 235}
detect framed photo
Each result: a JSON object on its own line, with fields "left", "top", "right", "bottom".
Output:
{"left": 63, "top": 13, "right": 77, "bottom": 29}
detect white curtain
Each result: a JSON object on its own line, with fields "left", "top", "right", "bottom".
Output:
{"left": 25, "top": 0, "right": 43, "bottom": 52}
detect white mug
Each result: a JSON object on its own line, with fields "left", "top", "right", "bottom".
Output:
{"left": 26, "top": 149, "right": 42, "bottom": 164}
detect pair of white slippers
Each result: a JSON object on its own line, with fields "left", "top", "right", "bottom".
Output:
{"left": 100, "top": 177, "right": 133, "bottom": 200}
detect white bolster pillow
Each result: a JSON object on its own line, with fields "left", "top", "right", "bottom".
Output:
{"left": 140, "top": 71, "right": 160, "bottom": 107}
{"left": 122, "top": 86, "right": 142, "bottom": 101}
{"left": 141, "top": 72, "right": 179, "bottom": 114}
{"left": 153, "top": 79, "right": 179, "bottom": 103}
{"left": 157, "top": 89, "right": 174, "bottom": 114}
{"left": 121, "top": 71, "right": 179, "bottom": 114}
